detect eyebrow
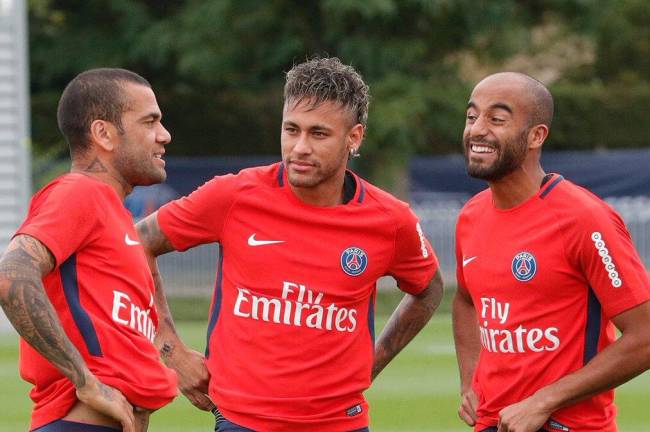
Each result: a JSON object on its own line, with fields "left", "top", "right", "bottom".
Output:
{"left": 466, "top": 101, "right": 513, "bottom": 114}
{"left": 490, "top": 102, "right": 513, "bottom": 114}
{"left": 282, "top": 120, "right": 333, "bottom": 132}
{"left": 139, "top": 112, "right": 161, "bottom": 122}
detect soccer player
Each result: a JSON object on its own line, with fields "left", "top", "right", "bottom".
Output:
{"left": 136, "top": 57, "right": 443, "bottom": 431}
{"left": 0, "top": 69, "right": 178, "bottom": 432}
{"left": 453, "top": 72, "right": 650, "bottom": 432}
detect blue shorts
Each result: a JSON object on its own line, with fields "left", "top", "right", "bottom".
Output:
{"left": 213, "top": 408, "right": 369, "bottom": 432}
{"left": 481, "top": 428, "right": 547, "bottom": 432}
{"left": 33, "top": 419, "right": 120, "bottom": 432}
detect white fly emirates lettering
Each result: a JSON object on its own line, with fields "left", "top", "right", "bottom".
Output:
{"left": 111, "top": 291, "right": 156, "bottom": 342}
{"left": 479, "top": 297, "right": 560, "bottom": 353}
{"left": 233, "top": 281, "right": 358, "bottom": 332}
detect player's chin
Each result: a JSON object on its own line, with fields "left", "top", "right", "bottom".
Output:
{"left": 137, "top": 169, "right": 167, "bottom": 186}
{"left": 287, "top": 172, "right": 319, "bottom": 188}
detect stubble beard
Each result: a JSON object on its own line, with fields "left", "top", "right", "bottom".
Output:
{"left": 286, "top": 157, "right": 346, "bottom": 190}
{"left": 464, "top": 131, "right": 528, "bottom": 182}
{"left": 115, "top": 139, "right": 166, "bottom": 188}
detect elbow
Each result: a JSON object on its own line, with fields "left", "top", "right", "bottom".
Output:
{"left": 424, "top": 270, "right": 444, "bottom": 314}
{"left": 433, "top": 281, "right": 444, "bottom": 312}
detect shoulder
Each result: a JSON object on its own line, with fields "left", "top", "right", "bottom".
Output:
{"left": 543, "top": 178, "right": 619, "bottom": 223}
{"left": 360, "top": 179, "right": 410, "bottom": 216}
{"left": 199, "top": 163, "right": 281, "bottom": 194}
{"left": 30, "top": 173, "right": 105, "bottom": 208}
{"left": 457, "top": 188, "right": 491, "bottom": 224}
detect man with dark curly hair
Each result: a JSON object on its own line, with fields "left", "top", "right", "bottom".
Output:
{"left": 136, "top": 57, "right": 443, "bottom": 432}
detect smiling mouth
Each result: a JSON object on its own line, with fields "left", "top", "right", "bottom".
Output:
{"left": 470, "top": 144, "right": 496, "bottom": 154}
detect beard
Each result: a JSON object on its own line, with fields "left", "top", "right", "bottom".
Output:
{"left": 114, "top": 139, "right": 166, "bottom": 188}
{"left": 284, "top": 146, "right": 349, "bottom": 190}
{"left": 463, "top": 130, "right": 528, "bottom": 181}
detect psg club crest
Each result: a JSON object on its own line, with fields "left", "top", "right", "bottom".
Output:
{"left": 511, "top": 251, "right": 537, "bottom": 282}
{"left": 341, "top": 246, "right": 368, "bottom": 277}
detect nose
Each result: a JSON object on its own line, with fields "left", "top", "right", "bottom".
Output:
{"left": 292, "top": 132, "right": 312, "bottom": 155}
{"left": 466, "top": 115, "right": 488, "bottom": 139}
{"left": 158, "top": 123, "right": 172, "bottom": 146}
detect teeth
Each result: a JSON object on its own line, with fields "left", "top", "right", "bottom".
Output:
{"left": 471, "top": 145, "right": 495, "bottom": 154}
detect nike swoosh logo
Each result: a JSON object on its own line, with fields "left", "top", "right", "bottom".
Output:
{"left": 462, "top": 256, "right": 477, "bottom": 267}
{"left": 248, "top": 234, "right": 285, "bottom": 246}
{"left": 125, "top": 234, "right": 140, "bottom": 246}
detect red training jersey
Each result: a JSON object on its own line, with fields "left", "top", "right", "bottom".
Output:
{"left": 158, "top": 163, "right": 438, "bottom": 432}
{"left": 16, "top": 173, "right": 177, "bottom": 431}
{"left": 456, "top": 174, "right": 650, "bottom": 432}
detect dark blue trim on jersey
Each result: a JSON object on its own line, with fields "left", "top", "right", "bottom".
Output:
{"left": 539, "top": 175, "right": 564, "bottom": 199}
{"left": 34, "top": 419, "right": 120, "bottom": 431}
{"left": 357, "top": 178, "right": 366, "bottom": 203}
{"left": 367, "top": 294, "right": 375, "bottom": 344}
{"left": 583, "top": 287, "right": 602, "bottom": 364}
{"left": 480, "top": 428, "right": 546, "bottom": 432}
{"left": 60, "top": 254, "right": 103, "bottom": 357}
{"left": 205, "top": 244, "right": 224, "bottom": 358}
{"left": 277, "top": 163, "right": 285, "bottom": 187}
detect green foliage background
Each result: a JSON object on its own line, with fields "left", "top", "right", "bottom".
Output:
{"left": 27, "top": 0, "right": 650, "bottom": 187}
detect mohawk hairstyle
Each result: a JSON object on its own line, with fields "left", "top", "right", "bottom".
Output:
{"left": 284, "top": 57, "right": 370, "bottom": 127}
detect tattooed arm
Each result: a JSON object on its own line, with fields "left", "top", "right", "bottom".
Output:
{"left": 0, "top": 235, "right": 135, "bottom": 432}
{"left": 372, "top": 270, "right": 443, "bottom": 380}
{"left": 136, "top": 213, "right": 213, "bottom": 411}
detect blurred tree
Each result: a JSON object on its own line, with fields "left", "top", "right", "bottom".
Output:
{"left": 27, "top": 0, "right": 650, "bottom": 193}
{"left": 594, "top": 0, "right": 649, "bottom": 84}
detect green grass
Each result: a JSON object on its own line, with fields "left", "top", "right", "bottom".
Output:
{"left": 2, "top": 312, "right": 649, "bottom": 431}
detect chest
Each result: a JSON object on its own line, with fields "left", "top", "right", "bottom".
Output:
{"left": 218, "top": 197, "right": 396, "bottom": 301}
{"left": 458, "top": 210, "right": 584, "bottom": 303}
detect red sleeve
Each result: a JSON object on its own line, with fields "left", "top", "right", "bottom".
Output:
{"left": 387, "top": 207, "right": 439, "bottom": 295}
{"left": 15, "top": 178, "right": 103, "bottom": 267}
{"left": 569, "top": 203, "right": 650, "bottom": 318}
{"left": 157, "top": 174, "right": 239, "bottom": 251}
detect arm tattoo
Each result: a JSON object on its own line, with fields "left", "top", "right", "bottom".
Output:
{"left": 135, "top": 214, "right": 181, "bottom": 355}
{"left": 372, "top": 270, "right": 443, "bottom": 379}
{"left": 136, "top": 213, "right": 175, "bottom": 257}
{"left": 0, "top": 235, "right": 88, "bottom": 387}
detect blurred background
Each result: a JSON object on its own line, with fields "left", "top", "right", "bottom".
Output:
{"left": 1, "top": 0, "right": 649, "bottom": 430}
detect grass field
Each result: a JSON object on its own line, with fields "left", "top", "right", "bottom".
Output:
{"left": 1, "top": 313, "right": 649, "bottom": 431}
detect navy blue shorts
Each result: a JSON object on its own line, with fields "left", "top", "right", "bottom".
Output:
{"left": 213, "top": 408, "right": 369, "bottom": 432}
{"left": 481, "top": 428, "right": 547, "bottom": 432}
{"left": 33, "top": 420, "right": 120, "bottom": 432}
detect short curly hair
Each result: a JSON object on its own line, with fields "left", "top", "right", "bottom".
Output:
{"left": 284, "top": 57, "right": 370, "bottom": 127}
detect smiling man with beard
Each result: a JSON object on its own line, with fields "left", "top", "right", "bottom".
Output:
{"left": 0, "top": 69, "right": 177, "bottom": 432}
{"left": 452, "top": 72, "right": 650, "bottom": 432}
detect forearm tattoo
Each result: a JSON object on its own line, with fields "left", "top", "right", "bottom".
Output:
{"left": 372, "top": 270, "right": 443, "bottom": 379}
{"left": 0, "top": 235, "right": 88, "bottom": 387}
{"left": 136, "top": 214, "right": 179, "bottom": 349}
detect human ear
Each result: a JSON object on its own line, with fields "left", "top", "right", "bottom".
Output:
{"left": 528, "top": 124, "right": 549, "bottom": 150}
{"left": 347, "top": 123, "right": 365, "bottom": 155}
{"left": 89, "top": 120, "right": 120, "bottom": 152}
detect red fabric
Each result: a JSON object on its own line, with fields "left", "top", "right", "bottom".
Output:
{"left": 158, "top": 163, "right": 438, "bottom": 431}
{"left": 16, "top": 174, "right": 177, "bottom": 430}
{"left": 456, "top": 174, "right": 650, "bottom": 432}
